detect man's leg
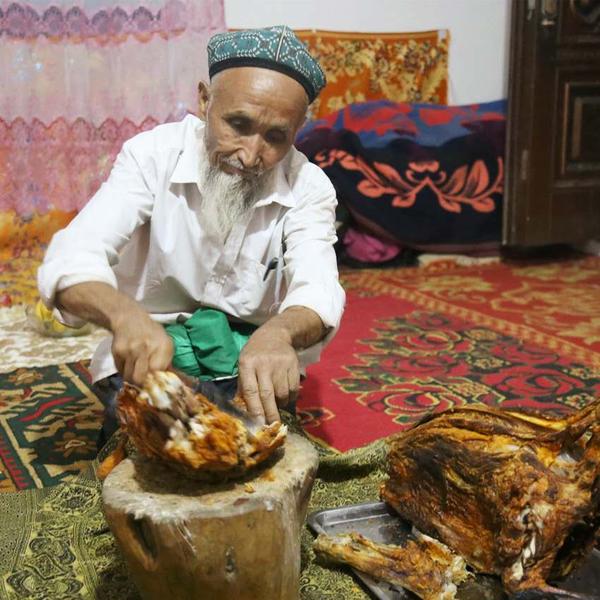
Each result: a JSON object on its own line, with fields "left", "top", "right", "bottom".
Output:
{"left": 92, "top": 373, "right": 123, "bottom": 452}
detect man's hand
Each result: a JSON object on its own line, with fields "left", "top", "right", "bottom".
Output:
{"left": 111, "top": 309, "right": 173, "bottom": 386}
{"left": 238, "top": 328, "right": 299, "bottom": 424}
{"left": 237, "top": 306, "right": 327, "bottom": 423}
{"left": 56, "top": 281, "right": 173, "bottom": 386}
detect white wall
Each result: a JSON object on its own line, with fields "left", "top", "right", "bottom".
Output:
{"left": 224, "top": 0, "right": 511, "bottom": 105}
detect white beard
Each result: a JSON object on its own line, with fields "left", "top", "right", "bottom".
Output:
{"left": 198, "top": 137, "right": 270, "bottom": 243}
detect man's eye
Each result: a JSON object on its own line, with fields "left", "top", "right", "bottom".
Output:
{"left": 266, "top": 131, "right": 287, "bottom": 144}
{"left": 228, "top": 118, "right": 248, "bottom": 133}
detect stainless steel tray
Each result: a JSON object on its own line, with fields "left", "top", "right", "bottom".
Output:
{"left": 307, "top": 502, "right": 600, "bottom": 600}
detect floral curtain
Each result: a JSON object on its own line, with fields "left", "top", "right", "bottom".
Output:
{"left": 0, "top": 0, "right": 225, "bottom": 300}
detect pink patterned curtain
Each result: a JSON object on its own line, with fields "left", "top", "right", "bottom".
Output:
{"left": 0, "top": 0, "right": 226, "bottom": 262}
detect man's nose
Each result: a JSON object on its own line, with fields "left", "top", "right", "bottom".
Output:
{"left": 238, "top": 136, "right": 263, "bottom": 170}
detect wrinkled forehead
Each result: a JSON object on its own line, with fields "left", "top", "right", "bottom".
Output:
{"left": 210, "top": 67, "right": 309, "bottom": 112}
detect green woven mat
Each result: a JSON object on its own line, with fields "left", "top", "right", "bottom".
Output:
{"left": 0, "top": 418, "right": 389, "bottom": 599}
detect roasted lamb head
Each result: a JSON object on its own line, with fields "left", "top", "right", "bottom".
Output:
{"left": 381, "top": 401, "right": 600, "bottom": 596}
{"left": 99, "top": 371, "right": 287, "bottom": 480}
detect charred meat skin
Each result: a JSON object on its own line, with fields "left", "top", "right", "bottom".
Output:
{"left": 314, "top": 530, "right": 470, "bottom": 600}
{"left": 380, "top": 402, "right": 600, "bottom": 595}
{"left": 99, "top": 371, "right": 287, "bottom": 480}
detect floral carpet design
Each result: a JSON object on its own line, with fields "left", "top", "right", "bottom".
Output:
{"left": 0, "top": 257, "right": 598, "bottom": 598}
{"left": 0, "top": 305, "right": 106, "bottom": 374}
{"left": 0, "top": 362, "right": 103, "bottom": 492}
{"left": 1, "top": 256, "right": 599, "bottom": 490}
{"left": 298, "top": 256, "right": 600, "bottom": 451}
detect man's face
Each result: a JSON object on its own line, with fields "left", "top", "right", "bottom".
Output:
{"left": 198, "top": 67, "right": 308, "bottom": 177}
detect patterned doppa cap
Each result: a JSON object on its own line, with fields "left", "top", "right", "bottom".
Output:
{"left": 207, "top": 26, "right": 326, "bottom": 103}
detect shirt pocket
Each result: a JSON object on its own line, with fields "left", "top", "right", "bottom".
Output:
{"left": 235, "top": 255, "right": 288, "bottom": 320}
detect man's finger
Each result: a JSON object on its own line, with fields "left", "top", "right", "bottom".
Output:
{"left": 122, "top": 356, "right": 135, "bottom": 384}
{"left": 238, "top": 365, "right": 266, "bottom": 424}
{"left": 149, "top": 347, "right": 171, "bottom": 374}
{"left": 132, "top": 354, "right": 149, "bottom": 387}
{"left": 257, "top": 372, "right": 280, "bottom": 424}
{"left": 287, "top": 368, "right": 300, "bottom": 405}
{"left": 114, "top": 355, "right": 125, "bottom": 379}
{"left": 154, "top": 336, "right": 174, "bottom": 370}
{"left": 112, "top": 343, "right": 126, "bottom": 377}
{"left": 273, "top": 370, "right": 291, "bottom": 407}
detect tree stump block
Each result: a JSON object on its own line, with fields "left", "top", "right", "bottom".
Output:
{"left": 102, "top": 432, "right": 319, "bottom": 600}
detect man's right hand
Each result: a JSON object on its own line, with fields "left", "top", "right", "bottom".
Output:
{"left": 56, "top": 282, "right": 173, "bottom": 386}
{"left": 110, "top": 310, "right": 173, "bottom": 386}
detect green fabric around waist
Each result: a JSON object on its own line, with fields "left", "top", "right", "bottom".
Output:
{"left": 164, "top": 308, "right": 257, "bottom": 381}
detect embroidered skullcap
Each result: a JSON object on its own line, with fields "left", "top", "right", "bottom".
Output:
{"left": 207, "top": 26, "right": 326, "bottom": 103}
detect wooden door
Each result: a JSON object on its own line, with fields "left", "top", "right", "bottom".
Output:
{"left": 504, "top": 0, "right": 600, "bottom": 246}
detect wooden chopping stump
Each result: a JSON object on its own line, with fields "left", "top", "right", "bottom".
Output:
{"left": 102, "top": 432, "right": 319, "bottom": 600}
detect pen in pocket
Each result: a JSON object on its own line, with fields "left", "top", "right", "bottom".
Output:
{"left": 263, "top": 257, "right": 279, "bottom": 281}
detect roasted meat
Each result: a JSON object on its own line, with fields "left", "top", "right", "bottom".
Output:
{"left": 314, "top": 530, "right": 470, "bottom": 600}
{"left": 99, "top": 371, "right": 287, "bottom": 480}
{"left": 380, "top": 401, "right": 600, "bottom": 596}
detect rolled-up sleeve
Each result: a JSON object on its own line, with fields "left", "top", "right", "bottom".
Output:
{"left": 37, "top": 135, "right": 155, "bottom": 320}
{"left": 279, "top": 162, "right": 346, "bottom": 334}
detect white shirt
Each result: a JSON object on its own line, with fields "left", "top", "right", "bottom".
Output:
{"left": 38, "top": 115, "right": 345, "bottom": 382}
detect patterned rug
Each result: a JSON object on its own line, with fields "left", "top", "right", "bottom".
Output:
{"left": 298, "top": 256, "right": 600, "bottom": 451}
{"left": 0, "top": 256, "right": 42, "bottom": 307}
{"left": 1, "top": 256, "right": 599, "bottom": 490}
{"left": 0, "top": 304, "right": 107, "bottom": 375}
{"left": 0, "top": 305, "right": 107, "bottom": 374}
{"left": 0, "top": 256, "right": 599, "bottom": 598}
{"left": 0, "top": 362, "right": 103, "bottom": 492}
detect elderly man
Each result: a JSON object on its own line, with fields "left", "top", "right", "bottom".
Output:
{"left": 38, "top": 26, "right": 345, "bottom": 446}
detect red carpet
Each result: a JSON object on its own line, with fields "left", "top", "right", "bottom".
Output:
{"left": 298, "top": 257, "right": 600, "bottom": 451}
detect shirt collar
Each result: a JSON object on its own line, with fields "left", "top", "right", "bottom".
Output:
{"left": 169, "top": 115, "right": 202, "bottom": 184}
{"left": 169, "top": 116, "right": 296, "bottom": 209}
{"left": 254, "top": 163, "right": 296, "bottom": 208}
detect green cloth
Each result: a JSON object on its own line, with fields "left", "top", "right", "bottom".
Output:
{"left": 207, "top": 26, "right": 326, "bottom": 103}
{"left": 0, "top": 417, "right": 388, "bottom": 599}
{"left": 165, "top": 309, "right": 257, "bottom": 381}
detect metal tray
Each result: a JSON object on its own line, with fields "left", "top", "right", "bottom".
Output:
{"left": 307, "top": 502, "right": 600, "bottom": 600}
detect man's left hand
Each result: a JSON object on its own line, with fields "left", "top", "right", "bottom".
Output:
{"left": 237, "top": 327, "right": 299, "bottom": 424}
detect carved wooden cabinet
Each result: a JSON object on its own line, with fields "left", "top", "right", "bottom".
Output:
{"left": 505, "top": 0, "right": 600, "bottom": 246}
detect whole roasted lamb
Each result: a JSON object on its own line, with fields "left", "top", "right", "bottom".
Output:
{"left": 380, "top": 401, "right": 600, "bottom": 597}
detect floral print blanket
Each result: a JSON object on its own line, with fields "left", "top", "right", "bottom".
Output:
{"left": 297, "top": 100, "right": 507, "bottom": 252}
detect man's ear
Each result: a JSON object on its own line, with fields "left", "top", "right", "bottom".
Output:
{"left": 197, "top": 80, "right": 210, "bottom": 120}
